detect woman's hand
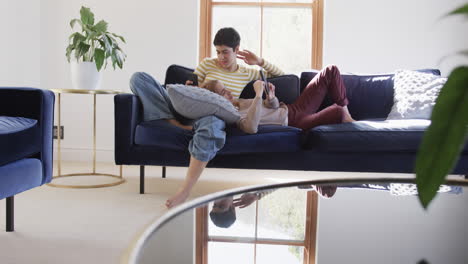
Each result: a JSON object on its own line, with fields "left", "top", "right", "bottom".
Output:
{"left": 233, "top": 193, "right": 259, "bottom": 208}
{"left": 267, "top": 83, "right": 276, "bottom": 100}
{"left": 253, "top": 80, "right": 265, "bottom": 98}
{"left": 237, "top": 49, "right": 264, "bottom": 66}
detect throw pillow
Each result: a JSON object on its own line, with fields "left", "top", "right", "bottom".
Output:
{"left": 387, "top": 70, "right": 446, "bottom": 120}
{"left": 166, "top": 84, "right": 240, "bottom": 124}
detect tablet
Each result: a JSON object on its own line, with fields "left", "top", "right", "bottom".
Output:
{"left": 259, "top": 70, "right": 269, "bottom": 97}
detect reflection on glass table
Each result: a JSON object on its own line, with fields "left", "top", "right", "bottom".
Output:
{"left": 128, "top": 179, "right": 468, "bottom": 264}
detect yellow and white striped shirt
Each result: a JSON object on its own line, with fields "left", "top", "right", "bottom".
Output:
{"left": 194, "top": 58, "right": 284, "bottom": 99}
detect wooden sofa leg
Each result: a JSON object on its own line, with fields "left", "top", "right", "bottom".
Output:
{"left": 162, "top": 166, "right": 166, "bottom": 178}
{"left": 140, "top": 166, "right": 145, "bottom": 194}
{"left": 6, "top": 196, "right": 14, "bottom": 232}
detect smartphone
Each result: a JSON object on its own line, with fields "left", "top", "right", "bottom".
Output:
{"left": 187, "top": 73, "right": 198, "bottom": 86}
{"left": 259, "top": 70, "right": 269, "bottom": 96}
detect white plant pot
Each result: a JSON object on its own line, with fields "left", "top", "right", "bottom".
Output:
{"left": 70, "top": 61, "right": 102, "bottom": 90}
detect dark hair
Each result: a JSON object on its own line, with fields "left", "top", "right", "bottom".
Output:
{"left": 209, "top": 206, "right": 236, "bottom": 228}
{"left": 213, "top": 27, "right": 241, "bottom": 50}
{"left": 316, "top": 185, "right": 338, "bottom": 198}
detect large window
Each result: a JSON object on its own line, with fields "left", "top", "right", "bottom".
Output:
{"left": 199, "top": 0, "right": 324, "bottom": 74}
{"left": 196, "top": 190, "right": 319, "bottom": 264}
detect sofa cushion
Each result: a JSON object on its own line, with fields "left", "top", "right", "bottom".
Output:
{"left": 164, "top": 64, "right": 195, "bottom": 86}
{"left": 304, "top": 119, "right": 431, "bottom": 152}
{"left": 220, "top": 125, "right": 303, "bottom": 154}
{"left": 135, "top": 120, "right": 193, "bottom": 151}
{"left": 166, "top": 84, "right": 241, "bottom": 124}
{"left": 0, "top": 158, "right": 42, "bottom": 199}
{"left": 0, "top": 116, "right": 41, "bottom": 166}
{"left": 135, "top": 120, "right": 302, "bottom": 154}
{"left": 387, "top": 70, "right": 446, "bottom": 119}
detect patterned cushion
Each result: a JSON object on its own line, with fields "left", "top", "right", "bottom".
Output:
{"left": 166, "top": 84, "right": 240, "bottom": 124}
{"left": 387, "top": 70, "right": 446, "bottom": 119}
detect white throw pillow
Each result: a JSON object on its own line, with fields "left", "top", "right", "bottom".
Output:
{"left": 166, "top": 84, "right": 240, "bottom": 124}
{"left": 387, "top": 70, "right": 446, "bottom": 120}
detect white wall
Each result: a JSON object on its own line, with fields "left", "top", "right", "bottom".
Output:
{"left": 0, "top": 0, "right": 41, "bottom": 87}
{"left": 323, "top": 0, "right": 468, "bottom": 76}
{"left": 39, "top": 0, "right": 199, "bottom": 162}
{"left": 324, "top": 0, "right": 468, "bottom": 75}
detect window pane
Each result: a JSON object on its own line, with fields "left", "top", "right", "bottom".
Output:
{"left": 211, "top": 6, "right": 261, "bottom": 59}
{"left": 262, "top": 7, "right": 312, "bottom": 75}
{"left": 213, "top": 0, "right": 259, "bottom": 2}
{"left": 257, "top": 188, "right": 307, "bottom": 241}
{"left": 213, "top": 0, "right": 311, "bottom": 2}
{"left": 265, "top": 0, "right": 312, "bottom": 2}
{"left": 208, "top": 198, "right": 257, "bottom": 238}
{"left": 208, "top": 242, "right": 255, "bottom": 264}
{"left": 256, "top": 244, "right": 304, "bottom": 264}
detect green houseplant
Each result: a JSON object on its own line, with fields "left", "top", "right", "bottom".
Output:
{"left": 415, "top": 3, "right": 468, "bottom": 208}
{"left": 65, "top": 6, "right": 126, "bottom": 90}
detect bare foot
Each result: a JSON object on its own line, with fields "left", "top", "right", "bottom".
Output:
{"left": 167, "top": 119, "right": 193, "bottom": 131}
{"left": 343, "top": 114, "right": 356, "bottom": 123}
{"left": 165, "top": 189, "right": 190, "bottom": 208}
{"left": 342, "top": 106, "right": 356, "bottom": 123}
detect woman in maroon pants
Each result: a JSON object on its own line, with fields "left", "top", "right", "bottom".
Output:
{"left": 202, "top": 64, "right": 355, "bottom": 133}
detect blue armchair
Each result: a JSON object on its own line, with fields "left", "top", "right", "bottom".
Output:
{"left": 0, "top": 87, "right": 54, "bottom": 232}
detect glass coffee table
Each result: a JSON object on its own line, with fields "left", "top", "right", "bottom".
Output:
{"left": 124, "top": 176, "right": 468, "bottom": 264}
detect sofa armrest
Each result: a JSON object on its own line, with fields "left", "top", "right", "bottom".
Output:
{"left": 0, "top": 87, "right": 55, "bottom": 184}
{"left": 114, "top": 94, "right": 143, "bottom": 164}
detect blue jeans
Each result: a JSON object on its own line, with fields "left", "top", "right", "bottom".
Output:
{"left": 130, "top": 72, "right": 226, "bottom": 162}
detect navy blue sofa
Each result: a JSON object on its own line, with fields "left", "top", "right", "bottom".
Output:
{"left": 114, "top": 65, "right": 468, "bottom": 193}
{"left": 0, "top": 87, "right": 54, "bottom": 231}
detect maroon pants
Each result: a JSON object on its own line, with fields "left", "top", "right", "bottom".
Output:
{"left": 287, "top": 65, "right": 349, "bottom": 131}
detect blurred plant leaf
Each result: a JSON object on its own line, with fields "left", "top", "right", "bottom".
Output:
{"left": 447, "top": 3, "right": 468, "bottom": 16}
{"left": 75, "top": 42, "right": 90, "bottom": 61}
{"left": 102, "top": 34, "right": 113, "bottom": 52}
{"left": 111, "top": 33, "right": 126, "bottom": 43}
{"left": 80, "top": 6, "right": 94, "bottom": 25}
{"left": 94, "top": 48, "right": 105, "bottom": 71}
{"left": 415, "top": 66, "right": 468, "bottom": 208}
{"left": 72, "top": 32, "right": 85, "bottom": 46}
{"left": 437, "top": 50, "right": 468, "bottom": 65}
{"left": 69, "top": 18, "right": 82, "bottom": 29}
{"left": 65, "top": 45, "right": 73, "bottom": 62}
{"left": 459, "top": 50, "right": 468, "bottom": 57}
{"left": 93, "top": 20, "right": 108, "bottom": 34}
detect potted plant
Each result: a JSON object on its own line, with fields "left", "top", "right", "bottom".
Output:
{"left": 66, "top": 6, "right": 126, "bottom": 90}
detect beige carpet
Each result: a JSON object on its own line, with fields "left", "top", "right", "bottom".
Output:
{"left": 0, "top": 161, "right": 421, "bottom": 264}
{"left": 0, "top": 161, "right": 326, "bottom": 264}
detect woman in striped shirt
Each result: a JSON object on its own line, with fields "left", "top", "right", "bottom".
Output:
{"left": 191, "top": 27, "right": 284, "bottom": 99}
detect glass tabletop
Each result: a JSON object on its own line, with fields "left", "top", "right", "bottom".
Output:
{"left": 127, "top": 177, "right": 468, "bottom": 264}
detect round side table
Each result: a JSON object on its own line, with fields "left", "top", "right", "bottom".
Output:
{"left": 47, "top": 88, "right": 126, "bottom": 188}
